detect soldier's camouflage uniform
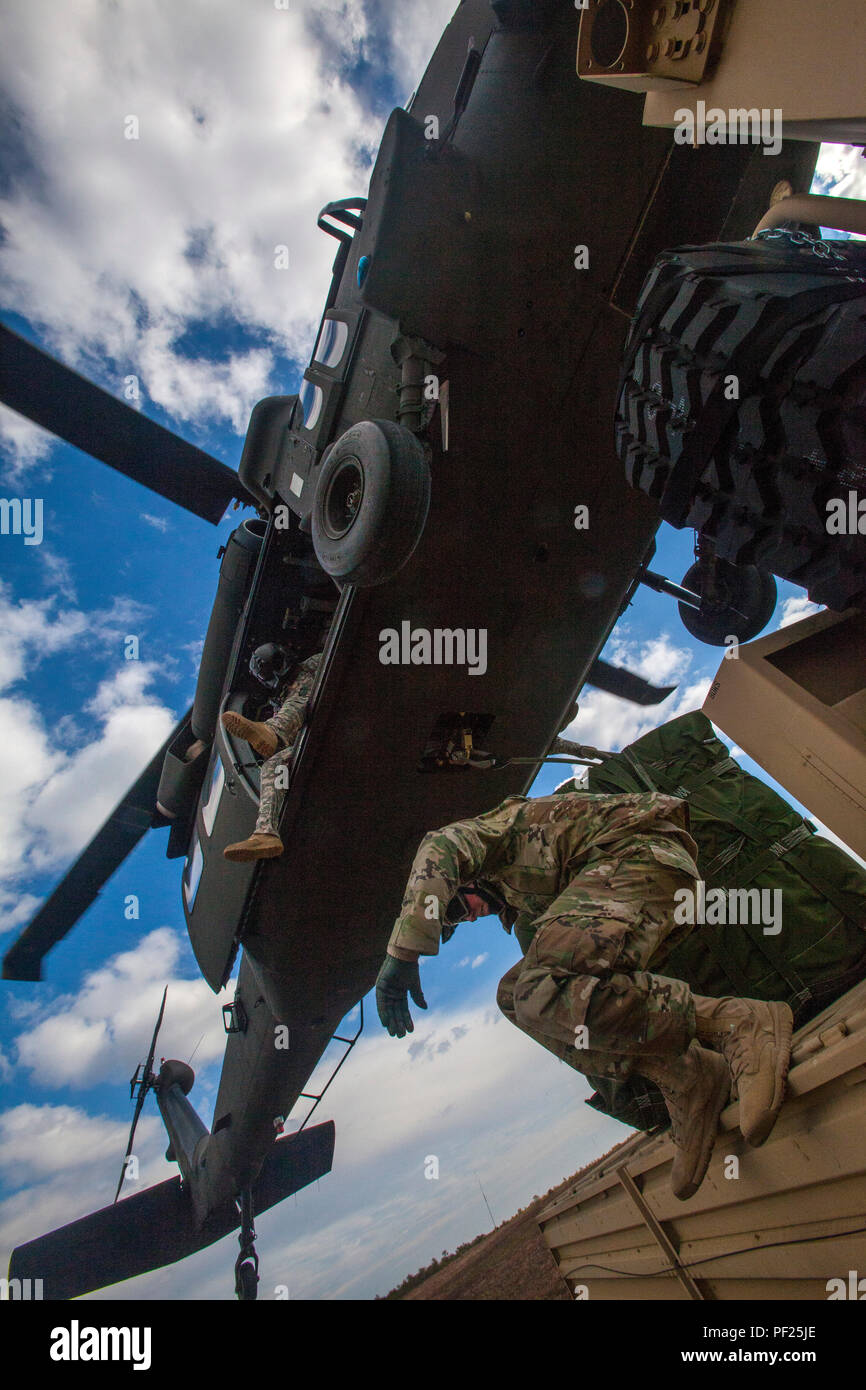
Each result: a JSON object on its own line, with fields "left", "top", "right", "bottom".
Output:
{"left": 387, "top": 792, "right": 702, "bottom": 1083}
{"left": 254, "top": 652, "right": 322, "bottom": 836}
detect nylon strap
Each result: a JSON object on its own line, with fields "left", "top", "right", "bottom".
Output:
{"left": 693, "top": 931, "right": 754, "bottom": 999}
{"left": 703, "top": 834, "right": 746, "bottom": 878}
{"left": 610, "top": 752, "right": 834, "bottom": 1005}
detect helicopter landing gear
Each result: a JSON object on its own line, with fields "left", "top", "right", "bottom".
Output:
{"left": 678, "top": 538, "right": 777, "bottom": 646}
{"left": 311, "top": 419, "right": 431, "bottom": 588}
{"left": 234, "top": 1188, "right": 260, "bottom": 1301}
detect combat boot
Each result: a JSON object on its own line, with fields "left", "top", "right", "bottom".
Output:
{"left": 694, "top": 995, "right": 793, "bottom": 1147}
{"left": 221, "top": 711, "right": 279, "bottom": 758}
{"left": 223, "top": 832, "right": 284, "bottom": 862}
{"left": 640, "top": 1040, "right": 731, "bottom": 1201}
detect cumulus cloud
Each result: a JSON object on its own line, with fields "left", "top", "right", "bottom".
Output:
{"left": 567, "top": 630, "right": 714, "bottom": 754}
{"left": 0, "top": 1103, "right": 171, "bottom": 1258}
{"left": 0, "top": 1104, "right": 133, "bottom": 1180}
{"left": 0, "top": 0, "right": 400, "bottom": 445}
{"left": 777, "top": 595, "right": 824, "bottom": 629}
{"left": 812, "top": 143, "right": 866, "bottom": 232}
{"left": 388, "top": 0, "right": 462, "bottom": 97}
{"left": 1, "top": 969, "right": 623, "bottom": 1301}
{"left": 12, "top": 928, "right": 232, "bottom": 1088}
{"left": 0, "top": 405, "right": 57, "bottom": 484}
{"left": 0, "top": 583, "right": 177, "bottom": 930}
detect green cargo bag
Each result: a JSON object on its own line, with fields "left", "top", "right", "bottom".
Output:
{"left": 556, "top": 711, "right": 866, "bottom": 1131}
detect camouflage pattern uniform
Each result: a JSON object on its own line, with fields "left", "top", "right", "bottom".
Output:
{"left": 254, "top": 652, "right": 322, "bottom": 836}
{"left": 387, "top": 792, "right": 702, "bottom": 1084}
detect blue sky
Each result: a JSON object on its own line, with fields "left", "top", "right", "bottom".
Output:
{"left": 1, "top": 1, "right": 864, "bottom": 1303}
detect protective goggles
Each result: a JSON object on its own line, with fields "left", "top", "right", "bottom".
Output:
{"left": 443, "top": 888, "right": 475, "bottom": 928}
{"left": 442, "top": 881, "right": 506, "bottom": 927}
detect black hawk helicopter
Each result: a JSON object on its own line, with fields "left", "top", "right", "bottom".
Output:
{"left": 3, "top": 0, "right": 829, "bottom": 1299}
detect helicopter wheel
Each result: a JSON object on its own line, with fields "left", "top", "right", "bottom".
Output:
{"left": 311, "top": 419, "right": 430, "bottom": 587}
{"left": 678, "top": 557, "right": 777, "bottom": 646}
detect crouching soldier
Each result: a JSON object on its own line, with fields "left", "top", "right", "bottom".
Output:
{"left": 375, "top": 791, "right": 793, "bottom": 1201}
{"left": 220, "top": 651, "right": 322, "bottom": 861}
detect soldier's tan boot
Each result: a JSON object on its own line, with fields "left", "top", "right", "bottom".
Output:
{"left": 640, "top": 1040, "right": 731, "bottom": 1201}
{"left": 223, "top": 832, "right": 284, "bottom": 862}
{"left": 221, "top": 711, "right": 279, "bottom": 759}
{"left": 694, "top": 995, "right": 793, "bottom": 1147}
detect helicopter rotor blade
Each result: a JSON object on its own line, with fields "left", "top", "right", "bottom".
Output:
{"left": 114, "top": 987, "right": 167, "bottom": 1204}
{"left": 587, "top": 658, "right": 676, "bottom": 706}
{"left": 0, "top": 323, "right": 254, "bottom": 524}
{"left": 2, "top": 712, "right": 190, "bottom": 982}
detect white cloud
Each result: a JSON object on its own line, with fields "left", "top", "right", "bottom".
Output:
{"left": 36, "top": 549, "right": 77, "bottom": 602}
{"left": 13, "top": 928, "right": 232, "bottom": 1089}
{"left": 567, "top": 632, "right": 714, "bottom": 756}
{"left": 1, "top": 969, "right": 624, "bottom": 1302}
{"left": 777, "top": 595, "right": 824, "bottom": 629}
{"left": 471, "top": 953, "right": 488, "bottom": 969}
{"left": 1, "top": 660, "right": 175, "bottom": 882}
{"left": 0, "top": 405, "right": 57, "bottom": 484}
{"left": 140, "top": 513, "right": 170, "bottom": 533}
{"left": 0, "top": 583, "right": 179, "bottom": 929}
{"left": 0, "top": 1104, "right": 170, "bottom": 1257}
{"left": 813, "top": 143, "right": 866, "bottom": 218}
{"left": 0, "top": 0, "right": 394, "bottom": 441}
{"left": 389, "top": 0, "right": 463, "bottom": 98}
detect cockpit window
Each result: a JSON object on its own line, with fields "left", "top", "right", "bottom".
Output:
{"left": 313, "top": 317, "right": 349, "bottom": 370}
{"left": 298, "top": 379, "right": 323, "bottom": 431}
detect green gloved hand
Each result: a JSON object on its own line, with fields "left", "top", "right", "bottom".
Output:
{"left": 376, "top": 955, "right": 428, "bottom": 1038}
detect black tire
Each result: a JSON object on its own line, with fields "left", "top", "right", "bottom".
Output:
{"left": 311, "top": 419, "right": 431, "bottom": 587}
{"left": 678, "top": 559, "right": 777, "bottom": 646}
{"left": 615, "top": 235, "right": 866, "bottom": 612}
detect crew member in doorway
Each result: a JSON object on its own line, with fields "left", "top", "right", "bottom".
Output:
{"left": 221, "top": 650, "right": 322, "bottom": 861}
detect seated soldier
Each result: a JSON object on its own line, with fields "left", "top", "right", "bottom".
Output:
{"left": 221, "top": 650, "right": 322, "bottom": 861}
{"left": 375, "top": 790, "right": 793, "bottom": 1202}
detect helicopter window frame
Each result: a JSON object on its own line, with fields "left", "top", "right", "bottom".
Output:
{"left": 293, "top": 307, "right": 363, "bottom": 444}
{"left": 201, "top": 755, "right": 225, "bottom": 839}
{"left": 312, "top": 315, "right": 350, "bottom": 371}
{"left": 298, "top": 379, "right": 324, "bottom": 432}
{"left": 184, "top": 830, "right": 204, "bottom": 911}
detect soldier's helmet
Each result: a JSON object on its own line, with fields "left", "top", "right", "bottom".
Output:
{"left": 250, "top": 642, "right": 291, "bottom": 689}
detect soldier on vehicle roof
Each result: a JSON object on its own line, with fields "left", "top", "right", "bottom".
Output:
{"left": 376, "top": 790, "right": 794, "bottom": 1201}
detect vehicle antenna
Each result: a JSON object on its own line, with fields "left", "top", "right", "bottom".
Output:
{"left": 475, "top": 1172, "right": 496, "bottom": 1230}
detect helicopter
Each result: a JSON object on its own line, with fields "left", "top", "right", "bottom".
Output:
{"left": 2, "top": 0, "right": 851, "bottom": 1300}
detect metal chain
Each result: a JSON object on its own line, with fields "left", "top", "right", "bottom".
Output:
{"left": 754, "top": 226, "right": 866, "bottom": 282}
